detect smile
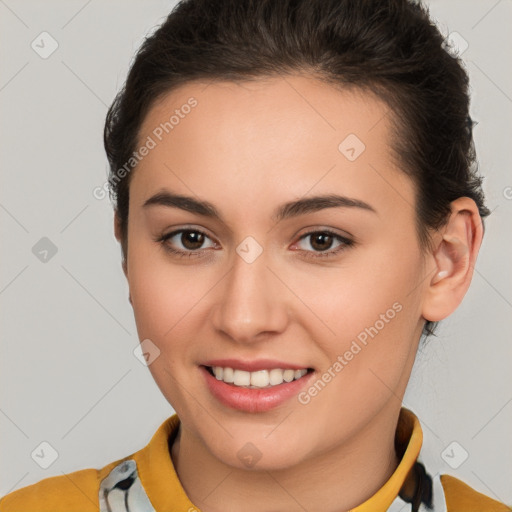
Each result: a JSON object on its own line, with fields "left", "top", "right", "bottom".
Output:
{"left": 200, "top": 362, "right": 315, "bottom": 413}
{"left": 206, "top": 366, "right": 310, "bottom": 388}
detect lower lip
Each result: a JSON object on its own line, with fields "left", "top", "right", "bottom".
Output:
{"left": 200, "top": 366, "right": 314, "bottom": 413}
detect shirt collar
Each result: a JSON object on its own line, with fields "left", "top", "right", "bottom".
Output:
{"left": 131, "top": 407, "right": 423, "bottom": 512}
{"left": 351, "top": 407, "right": 423, "bottom": 511}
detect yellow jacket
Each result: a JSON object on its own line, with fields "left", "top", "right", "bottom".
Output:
{"left": 1, "top": 408, "right": 510, "bottom": 511}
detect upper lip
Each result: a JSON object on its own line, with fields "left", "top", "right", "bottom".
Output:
{"left": 202, "top": 358, "right": 312, "bottom": 372}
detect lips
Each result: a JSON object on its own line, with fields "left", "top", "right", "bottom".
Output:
{"left": 200, "top": 359, "right": 315, "bottom": 413}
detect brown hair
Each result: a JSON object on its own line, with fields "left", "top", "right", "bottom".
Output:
{"left": 104, "top": 0, "right": 490, "bottom": 339}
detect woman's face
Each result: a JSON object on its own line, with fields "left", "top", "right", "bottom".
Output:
{"left": 123, "top": 75, "right": 431, "bottom": 469}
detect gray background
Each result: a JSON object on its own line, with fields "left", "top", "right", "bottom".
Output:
{"left": 1, "top": 0, "right": 511, "bottom": 505}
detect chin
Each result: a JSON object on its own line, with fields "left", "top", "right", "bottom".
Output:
{"left": 204, "top": 427, "right": 310, "bottom": 472}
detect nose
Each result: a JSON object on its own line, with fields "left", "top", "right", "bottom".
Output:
{"left": 211, "top": 243, "right": 290, "bottom": 345}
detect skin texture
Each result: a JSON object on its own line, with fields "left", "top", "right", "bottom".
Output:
{"left": 114, "top": 75, "right": 483, "bottom": 512}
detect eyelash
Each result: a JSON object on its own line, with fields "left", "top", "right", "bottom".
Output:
{"left": 155, "top": 228, "right": 354, "bottom": 260}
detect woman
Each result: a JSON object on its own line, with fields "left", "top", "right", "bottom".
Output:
{"left": 1, "top": 0, "right": 510, "bottom": 511}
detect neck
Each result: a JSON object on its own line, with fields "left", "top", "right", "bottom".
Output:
{"left": 171, "top": 401, "right": 402, "bottom": 512}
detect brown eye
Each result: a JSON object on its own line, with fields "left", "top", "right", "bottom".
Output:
{"left": 180, "top": 230, "right": 205, "bottom": 250}
{"left": 309, "top": 232, "right": 335, "bottom": 251}
{"left": 294, "top": 230, "right": 354, "bottom": 259}
{"left": 157, "top": 228, "right": 216, "bottom": 258}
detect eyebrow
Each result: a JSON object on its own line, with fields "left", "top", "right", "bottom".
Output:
{"left": 142, "top": 190, "right": 377, "bottom": 223}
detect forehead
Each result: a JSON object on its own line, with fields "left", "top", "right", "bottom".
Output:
{"left": 131, "top": 75, "right": 414, "bottom": 223}
{"left": 138, "top": 75, "right": 393, "bottom": 157}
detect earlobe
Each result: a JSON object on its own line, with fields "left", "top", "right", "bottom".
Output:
{"left": 422, "top": 197, "right": 483, "bottom": 323}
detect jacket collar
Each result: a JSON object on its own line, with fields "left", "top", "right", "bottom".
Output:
{"left": 100, "top": 407, "right": 443, "bottom": 511}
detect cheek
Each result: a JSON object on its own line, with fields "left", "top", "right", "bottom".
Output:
{"left": 304, "top": 245, "right": 424, "bottom": 411}
{"left": 128, "top": 256, "right": 203, "bottom": 340}
{"left": 307, "top": 240, "right": 423, "bottom": 346}
{"left": 127, "top": 254, "right": 203, "bottom": 398}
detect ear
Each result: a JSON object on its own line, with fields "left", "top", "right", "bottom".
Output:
{"left": 114, "top": 211, "right": 129, "bottom": 277}
{"left": 422, "top": 197, "right": 484, "bottom": 323}
{"left": 114, "top": 212, "right": 132, "bottom": 305}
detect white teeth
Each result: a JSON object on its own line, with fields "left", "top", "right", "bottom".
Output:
{"left": 269, "top": 368, "right": 284, "bottom": 385}
{"left": 233, "top": 369, "right": 251, "bottom": 386}
{"left": 295, "top": 369, "right": 307, "bottom": 379}
{"left": 250, "top": 370, "right": 269, "bottom": 387}
{"left": 210, "top": 366, "right": 309, "bottom": 388}
{"left": 223, "top": 367, "right": 234, "bottom": 383}
{"left": 283, "top": 369, "right": 295, "bottom": 382}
